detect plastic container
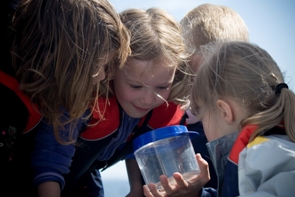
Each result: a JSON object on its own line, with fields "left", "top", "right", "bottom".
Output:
{"left": 133, "top": 125, "right": 200, "bottom": 190}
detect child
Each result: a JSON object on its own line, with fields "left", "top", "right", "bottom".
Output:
{"left": 118, "top": 8, "right": 192, "bottom": 197}
{"left": 0, "top": 0, "right": 130, "bottom": 196}
{"left": 62, "top": 8, "right": 189, "bottom": 197}
{"left": 180, "top": 3, "right": 249, "bottom": 72}
{"left": 180, "top": 3, "right": 250, "bottom": 189}
{"left": 144, "top": 41, "right": 295, "bottom": 197}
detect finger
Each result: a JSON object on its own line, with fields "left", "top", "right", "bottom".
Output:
{"left": 196, "top": 153, "right": 210, "bottom": 183}
{"left": 146, "top": 183, "right": 163, "bottom": 197}
{"left": 172, "top": 172, "right": 189, "bottom": 189}
{"left": 159, "top": 174, "right": 174, "bottom": 194}
{"left": 143, "top": 185, "right": 154, "bottom": 197}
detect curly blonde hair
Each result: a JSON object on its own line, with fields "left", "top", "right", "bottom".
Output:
{"left": 119, "top": 8, "right": 192, "bottom": 105}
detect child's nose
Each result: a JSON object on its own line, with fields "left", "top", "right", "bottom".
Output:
{"left": 140, "top": 89, "right": 155, "bottom": 105}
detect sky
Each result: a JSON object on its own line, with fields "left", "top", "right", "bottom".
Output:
{"left": 101, "top": 0, "right": 295, "bottom": 195}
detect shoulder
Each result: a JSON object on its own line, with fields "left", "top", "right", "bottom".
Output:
{"left": 239, "top": 135, "right": 295, "bottom": 178}
{"left": 238, "top": 135, "right": 295, "bottom": 195}
{"left": 0, "top": 71, "right": 42, "bottom": 133}
{"left": 80, "top": 97, "right": 120, "bottom": 140}
{"left": 147, "top": 102, "right": 185, "bottom": 129}
{"left": 245, "top": 135, "right": 295, "bottom": 160}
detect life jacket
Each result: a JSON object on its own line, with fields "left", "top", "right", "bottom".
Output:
{"left": 79, "top": 97, "right": 121, "bottom": 140}
{"left": 0, "top": 70, "right": 42, "bottom": 133}
{"left": 0, "top": 70, "right": 42, "bottom": 166}
{"left": 80, "top": 96, "right": 186, "bottom": 141}
{"left": 78, "top": 96, "right": 186, "bottom": 172}
{"left": 62, "top": 96, "right": 187, "bottom": 191}
{"left": 229, "top": 124, "right": 285, "bottom": 164}
{"left": 228, "top": 125, "right": 257, "bottom": 164}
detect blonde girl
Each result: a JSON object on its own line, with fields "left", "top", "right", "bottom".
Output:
{"left": 61, "top": 7, "right": 193, "bottom": 197}
{"left": 145, "top": 41, "right": 295, "bottom": 197}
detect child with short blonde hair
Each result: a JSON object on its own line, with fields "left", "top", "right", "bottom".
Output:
{"left": 179, "top": 3, "right": 250, "bottom": 190}
{"left": 180, "top": 3, "right": 249, "bottom": 72}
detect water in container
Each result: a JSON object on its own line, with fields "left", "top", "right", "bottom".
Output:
{"left": 134, "top": 126, "right": 200, "bottom": 190}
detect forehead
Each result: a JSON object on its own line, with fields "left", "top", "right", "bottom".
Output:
{"left": 121, "top": 57, "right": 176, "bottom": 81}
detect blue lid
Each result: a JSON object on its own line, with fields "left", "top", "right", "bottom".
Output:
{"left": 133, "top": 125, "right": 197, "bottom": 151}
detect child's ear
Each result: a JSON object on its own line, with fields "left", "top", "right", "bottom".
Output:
{"left": 216, "top": 99, "right": 233, "bottom": 124}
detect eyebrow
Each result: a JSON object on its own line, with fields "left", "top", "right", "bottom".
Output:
{"left": 125, "top": 79, "right": 141, "bottom": 84}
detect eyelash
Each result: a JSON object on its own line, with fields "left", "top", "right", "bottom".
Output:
{"left": 130, "top": 85, "right": 142, "bottom": 89}
{"left": 157, "top": 86, "right": 169, "bottom": 90}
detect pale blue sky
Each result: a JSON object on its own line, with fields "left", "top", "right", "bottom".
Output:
{"left": 102, "top": 0, "right": 295, "bottom": 195}
{"left": 109, "top": 0, "right": 295, "bottom": 90}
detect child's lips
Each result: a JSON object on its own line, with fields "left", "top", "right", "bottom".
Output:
{"left": 133, "top": 105, "right": 150, "bottom": 112}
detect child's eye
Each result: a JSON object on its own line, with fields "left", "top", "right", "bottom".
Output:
{"left": 130, "top": 84, "right": 142, "bottom": 89}
{"left": 157, "top": 86, "right": 169, "bottom": 90}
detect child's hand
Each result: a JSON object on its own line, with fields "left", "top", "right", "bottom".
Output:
{"left": 143, "top": 153, "right": 210, "bottom": 197}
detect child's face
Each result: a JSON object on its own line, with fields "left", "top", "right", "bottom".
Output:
{"left": 199, "top": 99, "right": 247, "bottom": 142}
{"left": 201, "top": 110, "right": 222, "bottom": 142}
{"left": 113, "top": 57, "right": 176, "bottom": 118}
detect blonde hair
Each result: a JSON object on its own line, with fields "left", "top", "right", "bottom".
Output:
{"left": 119, "top": 8, "right": 192, "bottom": 104}
{"left": 191, "top": 41, "right": 295, "bottom": 142}
{"left": 10, "top": 0, "right": 130, "bottom": 144}
{"left": 180, "top": 3, "right": 249, "bottom": 55}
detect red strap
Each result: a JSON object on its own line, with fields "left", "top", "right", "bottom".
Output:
{"left": 228, "top": 125, "right": 257, "bottom": 164}
{"left": 80, "top": 97, "right": 120, "bottom": 140}
{"left": 128, "top": 102, "right": 185, "bottom": 141}
{"left": 147, "top": 102, "right": 185, "bottom": 129}
{"left": 0, "top": 71, "right": 42, "bottom": 133}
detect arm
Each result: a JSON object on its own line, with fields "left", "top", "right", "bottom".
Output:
{"left": 125, "top": 158, "right": 145, "bottom": 197}
{"left": 238, "top": 136, "right": 295, "bottom": 197}
{"left": 32, "top": 112, "right": 85, "bottom": 196}
{"left": 143, "top": 154, "right": 213, "bottom": 197}
{"left": 37, "top": 181, "right": 60, "bottom": 197}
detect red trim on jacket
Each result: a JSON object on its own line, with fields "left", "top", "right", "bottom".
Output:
{"left": 146, "top": 102, "right": 184, "bottom": 129}
{"left": 0, "top": 71, "right": 42, "bottom": 133}
{"left": 228, "top": 125, "right": 257, "bottom": 164}
{"left": 80, "top": 97, "right": 120, "bottom": 140}
{"left": 80, "top": 97, "right": 185, "bottom": 140}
